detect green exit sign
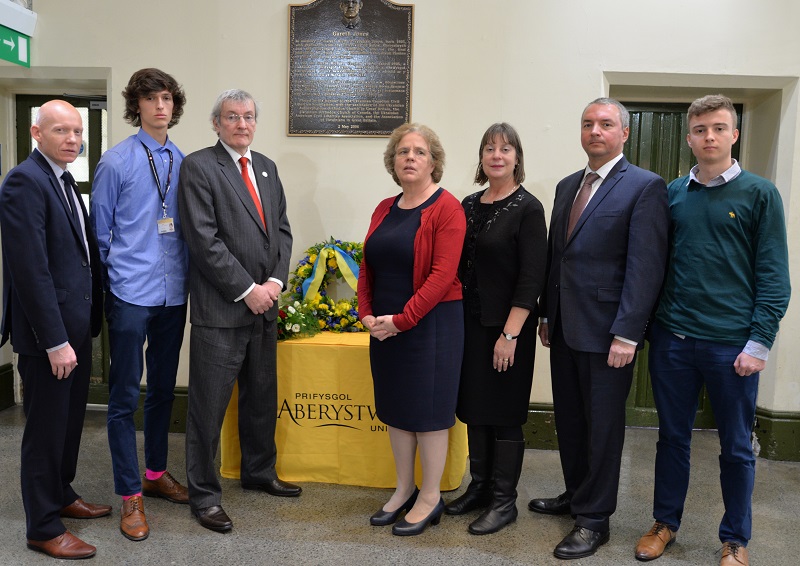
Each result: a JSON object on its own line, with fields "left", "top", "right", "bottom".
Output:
{"left": 0, "top": 23, "right": 30, "bottom": 68}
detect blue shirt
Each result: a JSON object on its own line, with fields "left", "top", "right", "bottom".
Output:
{"left": 91, "top": 129, "right": 188, "bottom": 307}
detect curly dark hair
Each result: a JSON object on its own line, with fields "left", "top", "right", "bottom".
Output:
{"left": 122, "top": 68, "right": 186, "bottom": 128}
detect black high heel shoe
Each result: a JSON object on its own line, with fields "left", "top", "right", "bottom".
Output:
{"left": 391, "top": 497, "right": 445, "bottom": 536}
{"left": 370, "top": 488, "right": 419, "bottom": 526}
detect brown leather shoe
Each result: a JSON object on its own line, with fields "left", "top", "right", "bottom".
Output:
{"left": 635, "top": 521, "right": 676, "bottom": 561}
{"left": 142, "top": 471, "right": 189, "bottom": 504}
{"left": 27, "top": 531, "right": 96, "bottom": 559}
{"left": 60, "top": 498, "right": 112, "bottom": 519}
{"left": 719, "top": 541, "right": 749, "bottom": 566}
{"left": 120, "top": 496, "right": 149, "bottom": 541}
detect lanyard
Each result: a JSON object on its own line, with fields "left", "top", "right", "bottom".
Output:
{"left": 141, "top": 142, "right": 173, "bottom": 218}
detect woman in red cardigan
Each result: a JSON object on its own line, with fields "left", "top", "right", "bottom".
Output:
{"left": 358, "top": 123, "right": 466, "bottom": 536}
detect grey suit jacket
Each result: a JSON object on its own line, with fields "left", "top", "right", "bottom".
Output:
{"left": 541, "top": 157, "right": 669, "bottom": 353}
{"left": 177, "top": 141, "right": 292, "bottom": 327}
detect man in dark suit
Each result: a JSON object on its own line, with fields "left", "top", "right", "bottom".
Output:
{"left": 528, "top": 98, "right": 669, "bottom": 559}
{"left": 0, "top": 100, "right": 110, "bottom": 559}
{"left": 177, "top": 89, "right": 298, "bottom": 533}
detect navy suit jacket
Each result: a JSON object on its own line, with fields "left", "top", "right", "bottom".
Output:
{"left": 0, "top": 149, "right": 102, "bottom": 355}
{"left": 177, "top": 141, "right": 292, "bottom": 327}
{"left": 541, "top": 157, "right": 669, "bottom": 353}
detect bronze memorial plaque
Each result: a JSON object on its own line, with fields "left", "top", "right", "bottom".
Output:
{"left": 288, "top": 0, "right": 414, "bottom": 137}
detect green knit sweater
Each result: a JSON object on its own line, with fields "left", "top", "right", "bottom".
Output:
{"left": 655, "top": 170, "right": 790, "bottom": 349}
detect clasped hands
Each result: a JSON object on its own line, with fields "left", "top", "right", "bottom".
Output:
{"left": 362, "top": 314, "right": 399, "bottom": 341}
{"left": 243, "top": 280, "right": 282, "bottom": 315}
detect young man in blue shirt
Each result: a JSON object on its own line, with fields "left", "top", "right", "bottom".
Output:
{"left": 91, "top": 68, "right": 189, "bottom": 542}
{"left": 634, "top": 95, "right": 790, "bottom": 566}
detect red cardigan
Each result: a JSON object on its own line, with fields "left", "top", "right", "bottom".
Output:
{"left": 357, "top": 189, "right": 466, "bottom": 332}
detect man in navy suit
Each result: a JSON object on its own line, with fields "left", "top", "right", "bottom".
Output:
{"left": 178, "top": 89, "right": 298, "bottom": 534}
{"left": 0, "top": 100, "right": 109, "bottom": 559}
{"left": 528, "top": 98, "right": 669, "bottom": 559}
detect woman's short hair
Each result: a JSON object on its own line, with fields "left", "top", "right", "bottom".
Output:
{"left": 474, "top": 122, "right": 525, "bottom": 185}
{"left": 383, "top": 123, "right": 445, "bottom": 186}
{"left": 122, "top": 68, "right": 186, "bottom": 128}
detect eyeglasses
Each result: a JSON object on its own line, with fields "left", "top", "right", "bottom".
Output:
{"left": 396, "top": 148, "right": 429, "bottom": 159}
{"left": 221, "top": 113, "right": 256, "bottom": 125}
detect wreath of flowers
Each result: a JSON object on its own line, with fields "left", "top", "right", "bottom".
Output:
{"left": 278, "top": 237, "right": 366, "bottom": 339}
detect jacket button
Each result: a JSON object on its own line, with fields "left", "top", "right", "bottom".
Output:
{"left": 84, "top": 294, "right": 90, "bottom": 300}
{"left": 82, "top": 261, "right": 88, "bottom": 267}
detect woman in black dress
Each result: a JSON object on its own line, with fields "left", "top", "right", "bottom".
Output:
{"left": 357, "top": 123, "right": 466, "bottom": 536}
{"left": 445, "top": 123, "right": 547, "bottom": 534}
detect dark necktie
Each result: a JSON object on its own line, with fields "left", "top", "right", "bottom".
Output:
{"left": 61, "top": 170, "right": 82, "bottom": 228}
{"left": 239, "top": 157, "right": 266, "bottom": 228}
{"left": 566, "top": 172, "right": 600, "bottom": 239}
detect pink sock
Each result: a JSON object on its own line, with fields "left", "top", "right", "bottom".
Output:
{"left": 145, "top": 469, "right": 165, "bottom": 481}
{"left": 122, "top": 493, "right": 142, "bottom": 500}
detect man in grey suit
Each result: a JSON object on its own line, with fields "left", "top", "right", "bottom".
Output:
{"left": 177, "top": 89, "right": 299, "bottom": 533}
{"left": 528, "top": 98, "right": 669, "bottom": 559}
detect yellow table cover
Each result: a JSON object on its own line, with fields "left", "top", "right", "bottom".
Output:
{"left": 220, "top": 332, "right": 466, "bottom": 489}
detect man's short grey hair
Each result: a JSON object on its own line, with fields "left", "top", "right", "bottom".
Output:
{"left": 210, "top": 89, "right": 260, "bottom": 126}
{"left": 583, "top": 97, "right": 630, "bottom": 130}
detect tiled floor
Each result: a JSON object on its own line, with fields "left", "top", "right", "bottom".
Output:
{"left": 1, "top": 404, "right": 797, "bottom": 565}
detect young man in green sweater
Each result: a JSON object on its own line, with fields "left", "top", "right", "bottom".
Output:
{"left": 634, "top": 95, "right": 790, "bottom": 566}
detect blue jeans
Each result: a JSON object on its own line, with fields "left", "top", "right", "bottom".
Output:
{"left": 649, "top": 321, "right": 758, "bottom": 545}
{"left": 105, "top": 293, "right": 186, "bottom": 496}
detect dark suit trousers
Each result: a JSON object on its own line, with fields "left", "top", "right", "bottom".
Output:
{"left": 550, "top": 321, "right": 635, "bottom": 532}
{"left": 185, "top": 317, "right": 278, "bottom": 510}
{"left": 19, "top": 331, "right": 92, "bottom": 541}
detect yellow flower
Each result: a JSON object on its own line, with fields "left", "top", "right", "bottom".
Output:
{"left": 308, "top": 253, "right": 317, "bottom": 263}
{"left": 317, "top": 319, "right": 326, "bottom": 328}
{"left": 327, "top": 258, "right": 337, "bottom": 269}
{"left": 318, "top": 304, "right": 329, "bottom": 311}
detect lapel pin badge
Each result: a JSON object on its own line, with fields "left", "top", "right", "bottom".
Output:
{"left": 262, "top": 171, "right": 268, "bottom": 178}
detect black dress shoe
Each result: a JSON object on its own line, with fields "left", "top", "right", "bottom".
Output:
{"left": 392, "top": 498, "right": 445, "bottom": 536}
{"left": 529, "top": 491, "right": 571, "bottom": 515}
{"left": 242, "top": 478, "right": 302, "bottom": 497}
{"left": 553, "top": 526, "right": 610, "bottom": 559}
{"left": 192, "top": 505, "right": 233, "bottom": 533}
{"left": 370, "top": 488, "right": 419, "bottom": 526}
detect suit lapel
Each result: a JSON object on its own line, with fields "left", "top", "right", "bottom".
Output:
{"left": 251, "top": 154, "right": 273, "bottom": 241}
{"left": 31, "top": 149, "right": 88, "bottom": 259}
{"left": 567, "top": 158, "right": 628, "bottom": 242}
{"left": 555, "top": 170, "right": 584, "bottom": 245}
{"left": 214, "top": 142, "right": 267, "bottom": 235}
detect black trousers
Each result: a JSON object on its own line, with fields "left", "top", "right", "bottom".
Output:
{"left": 549, "top": 322, "right": 635, "bottom": 532}
{"left": 20, "top": 330, "right": 92, "bottom": 541}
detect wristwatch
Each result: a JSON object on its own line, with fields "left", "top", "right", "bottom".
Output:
{"left": 502, "top": 332, "right": 519, "bottom": 341}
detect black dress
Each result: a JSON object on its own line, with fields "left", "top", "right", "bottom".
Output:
{"left": 366, "top": 189, "right": 464, "bottom": 432}
{"left": 456, "top": 187, "right": 547, "bottom": 426}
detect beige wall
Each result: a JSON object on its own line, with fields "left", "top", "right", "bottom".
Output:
{"left": 0, "top": 0, "right": 798, "bottom": 411}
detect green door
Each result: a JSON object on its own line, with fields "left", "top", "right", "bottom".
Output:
{"left": 622, "top": 102, "right": 742, "bottom": 429}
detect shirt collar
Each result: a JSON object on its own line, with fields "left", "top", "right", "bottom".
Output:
{"left": 136, "top": 128, "right": 171, "bottom": 151}
{"left": 219, "top": 139, "right": 252, "bottom": 165}
{"left": 585, "top": 153, "right": 624, "bottom": 182}
{"left": 36, "top": 148, "right": 66, "bottom": 180}
{"left": 689, "top": 159, "right": 741, "bottom": 187}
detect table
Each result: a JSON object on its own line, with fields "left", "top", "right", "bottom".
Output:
{"left": 220, "top": 332, "right": 467, "bottom": 489}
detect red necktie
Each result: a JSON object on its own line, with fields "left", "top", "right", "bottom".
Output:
{"left": 566, "top": 172, "right": 600, "bottom": 239}
{"left": 239, "top": 157, "right": 265, "bottom": 228}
